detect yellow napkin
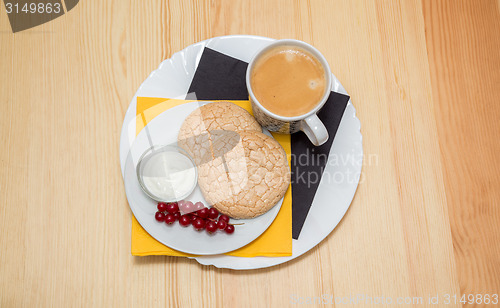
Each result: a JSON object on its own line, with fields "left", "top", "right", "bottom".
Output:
{"left": 131, "top": 97, "right": 292, "bottom": 257}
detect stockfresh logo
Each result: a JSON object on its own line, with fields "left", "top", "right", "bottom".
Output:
{"left": 3, "top": 0, "right": 79, "bottom": 32}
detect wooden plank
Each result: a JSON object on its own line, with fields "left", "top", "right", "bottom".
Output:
{"left": 423, "top": 0, "right": 500, "bottom": 298}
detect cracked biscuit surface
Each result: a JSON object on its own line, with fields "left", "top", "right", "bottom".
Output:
{"left": 197, "top": 131, "right": 290, "bottom": 219}
{"left": 177, "top": 102, "right": 261, "bottom": 164}
{"left": 178, "top": 102, "right": 289, "bottom": 219}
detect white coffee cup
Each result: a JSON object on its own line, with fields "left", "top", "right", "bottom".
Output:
{"left": 246, "top": 39, "right": 331, "bottom": 146}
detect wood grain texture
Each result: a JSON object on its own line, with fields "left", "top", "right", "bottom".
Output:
{"left": 423, "top": 0, "right": 500, "bottom": 299}
{"left": 0, "top": 0, "right": 498, "bottom": 307}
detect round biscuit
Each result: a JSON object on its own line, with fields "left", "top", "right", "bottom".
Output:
{"left": 197, "top": 131, "right": 290, "bottom": 219}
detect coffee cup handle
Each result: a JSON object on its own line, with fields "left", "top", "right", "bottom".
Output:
{"left": 300, "top": 114, "right": 329, "bottom": 146}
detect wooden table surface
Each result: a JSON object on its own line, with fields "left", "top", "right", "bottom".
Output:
{"left": 1, "top": 0, "right": 499, "bottom": 307}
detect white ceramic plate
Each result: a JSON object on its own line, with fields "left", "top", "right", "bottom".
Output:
{"left": 120, "top": 35, "right": 363, "bottom": 269}
{"left": 123, "top": 102, "right": 283, "bottom": 255}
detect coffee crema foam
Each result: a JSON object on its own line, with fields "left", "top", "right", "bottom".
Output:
{"left": 250, "top": 45, "right": 327, "bottom": 117}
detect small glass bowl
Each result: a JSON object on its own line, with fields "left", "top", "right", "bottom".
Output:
{"left": 136, "top": 145, "right": 198, "bottom": 202}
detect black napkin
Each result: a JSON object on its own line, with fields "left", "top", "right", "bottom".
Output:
{"left": 187, "top": 48, "right": 350, "bottom": 239}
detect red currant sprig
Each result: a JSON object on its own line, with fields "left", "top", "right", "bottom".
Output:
{"left": 154, "top": 201, "right": 239, "bottom": 234}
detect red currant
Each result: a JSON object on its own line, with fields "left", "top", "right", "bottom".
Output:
{"left": 206, "top": 221, "right": 217, "bottom": 233}
{"left": 192, "top": 218, "right": 206, "bottom": 230}
{"left": 165, "top": 214, "right": 176, "bottom": 224}
{"left": 219, "top": 215, "right": 230, "bottom": 223}
{"left": 194, "top": 202, "right": 205, "bottom": 211}
{"left": 157, "top": 202, "right": 168, "bottom": 212}
{"left": 182, "top": 201, "right": 194, "bottom": 213}
{"left": 224, "top": 224, "right": 235, "bottom": 234}
{"left": 166, "top": 202, "right": 179, "bottom": 214}
{"left": 179, "top": 215, "right": 191, "bottom": 226}
{"left": 197, "top": 208, "right": 209, "bottom": 219}
{"left": 173, "top": 212, "right": 181, "bottom": 220}
{"left": 155, "top": 212, "right": 166, "bottom": 222}
{"left": 189, "top": 214, "right": 197, "bottom": 222}
{"left": 208, "top": 208, "right": 219, "bottom": 219}
{"left": 216, "top": 220, "right": 227, "bottom": 230}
